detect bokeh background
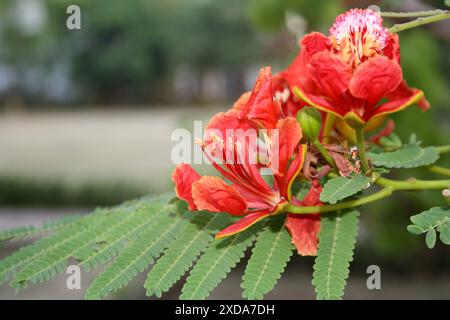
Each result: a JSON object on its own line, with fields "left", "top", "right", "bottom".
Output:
{"left": 0, "top": 0, "right": 449, "bottom": 299}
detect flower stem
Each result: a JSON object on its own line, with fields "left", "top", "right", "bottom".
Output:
{"left": 354, "top": 126, "right": 370, "bottom": 174}
{"left": 389, "top": 11, "right": 450, "bottom": 33}
{"left": 286, "top": 177, "right": 450, "bottom": 214}
{"left": 376, "top": 176, "right": 450, "bottom": 190}
{"left": 381, "top": 10, "right": 446, "bottom": 18}
{"left": 286, "top": 188, "right": 393, "bottom": 214}
{"left": 435, "top": 145, "right": 450, "bottom": 154}
{"left": 428, "top": 165, "right": 450, "bottom": 177}
{"left": 312, "top": 139, "right": 337, "bottom": 172}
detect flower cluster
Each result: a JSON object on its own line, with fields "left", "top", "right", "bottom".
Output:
{"left": 172, "top": 9, "right": 429, "bottom": 256}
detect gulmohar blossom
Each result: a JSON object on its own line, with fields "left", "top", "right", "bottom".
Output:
{"left": 288, "top": 9, "right": 429, "bottom": 127}
{"left": 172, "top": 8, "right": 433, "bottom": 257}
{"left": 172, "top": 67, "right": 322, "bottom": 255}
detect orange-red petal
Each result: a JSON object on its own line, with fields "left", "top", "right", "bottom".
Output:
{"left": 385, "top": 80, "right": 430, "bottom": 112}
{"left": 369, "top": 89, "right": 424, "bottom": 120}
{"left": 215, "top": 211, "right": 270, "bottom": 239}
{"left": 349, "top": 56, "right": 402, "bottom": 107}
{"left": 246, "top": 67, "right": 281, "bottom": 129}
{"left": 285, "top": 214, "right": 321, "bottom": 256}
{"left": 192, "top": 176, "right": 248, "bottom": 216}
{"left": 307, "top": 51, "right": 352, "bottom": 101}
{"left": 285, "top": 181, "right": 323, "bottom": 256}
{"left": 272, "top": 117, "right": 302, "bottom": 177}
{"left": 172, "top": 164, "right": 201, "bottom": 211}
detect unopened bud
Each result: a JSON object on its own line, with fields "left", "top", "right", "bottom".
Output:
{"left": 296, "top": 107, "right": 322, "bottom": 140}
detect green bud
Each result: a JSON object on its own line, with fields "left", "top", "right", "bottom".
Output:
{"left": 296, "top": 107, "right": 322, "bottom": 140}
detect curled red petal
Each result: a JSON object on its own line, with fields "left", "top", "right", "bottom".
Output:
{"left": 192, "top": 176, "right": 248, "bottom": 216}
{"left": 385, "top": 80, "right": 430, "bottom": 112}
{"left": 172, "top": 164, "right": 201, "bottom": 211}
{"left": 215, "top": 211, "right": 270, "bottom": 239}
{"left": 272, "top": 117, "right": 302, "bottom": 177}
{"left": 300, "top": 32, "right": 331, "bottom": 60}
{"left": 293, "top": 87, "right": 345, "bottom": 118}
{"left": 349, "top": 56, "right": 402, "bottom": 108}
{"left": 307, "top": 51, "right": 352, "bottom": 101}
{"left": 246, "top": 67, "right": 281, "bottom": 129}
{"left": 369, "top": 90, "right": 424, "bottom": 120}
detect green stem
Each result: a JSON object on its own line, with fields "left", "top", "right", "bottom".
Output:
{"left": 389, "top": 11, "right": 450, "bottom": 33}
{"left": 435, "top": 145, "right": 450, "bottom": 154}
{"left": 381, "top": 10, "right": 446, "bottom": 18}
{"left": 428, "top": 165, "right": 450, "bottom": 177}
{"left": 376, "top": 177, "right": 450, "bottom": 190}
{"left": 355, "top": 126, "right": 370, "bottom": 174}
{"left": 286, "top": 177, "right": 450, "bottom": 215}
{"left": 286, "top": 188, "right": 393, "bottom": 214}
{"left": 312, "top": 139, "right": 337, "bottom": 172}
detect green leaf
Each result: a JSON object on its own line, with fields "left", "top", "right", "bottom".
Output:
{"left": 85, "top": 211, "right": 191, "bottom": 299}
{"left": 241, "top": 216, "right": 294, "bottom": 300}
{"left": 426, "top": 229, "right": 436, "bottom": 249}
{"left": 144, "top": 212, "right": 230, "bottom": 298}
{"left": 407, "top": 207, "right": 450, "bottom": 248}
{"left": 0, "top": 215, "right": 81, "bottom": 242}
{"left": 312, "top": 209, "right": 360, "bottom": 300}
{"left": 180, "top": 228, "right": 255, "bottom": 300}
{"left": 80, "top": 199, "right": 171, "bottom": 272}
{"left": 368, "top": 145, "right": 439, "bottom": 169}
{"left": 320, "top": 175, "right": 371, "bottom": 204}
{"left": 379, "top": 133, "right": 402, "bottom": 149}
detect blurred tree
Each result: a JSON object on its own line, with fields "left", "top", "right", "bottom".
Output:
{"left": 0, "top": 0, "right": 267, "bottom": 105}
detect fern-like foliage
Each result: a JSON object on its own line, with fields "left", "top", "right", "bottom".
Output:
{"left": 407, "top": 207, "right": 450, "bottom": 248}
{"left": 180, "top": 227, "right": 256, "bottom": 300}
{"left": 0, "top": 210, "right": 104, "bottom": 286}
{"left": 368, "top": 144, "right": 439, "bottom": 168}
{"left": 85, "top": 211, "right": 192, "bottom": 299}
{"left": 0, "top": 215, "right": 81, "bottom": 242}
{"left": 144, "top": 212, "right": 229, "bottom": 298}
{"left": 320, "top": 175, "right": 371, "bottom": 204}
{"left": 312, "top": 209, "right": 359, "bottom": 300}
{"left": 80, "top": 198, "right": 172, "bottom": 272}
{"left": 241, "top": 216, "right": 294, "bottom": 300}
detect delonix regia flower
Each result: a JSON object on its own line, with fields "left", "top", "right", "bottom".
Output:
{"left": 288, "top": 8, "right": 430, "bottom": 128}
{"left": 172, "top": 67, "right": 323, "bottom": 255}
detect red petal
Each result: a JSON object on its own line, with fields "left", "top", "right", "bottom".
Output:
{"left": 300, "top": 32, "right": 331, "bottom": 60}
{"left": 307, "top": 51, "right": 352, "bottom": 101}
{"left": 271, "top": 118, "right": 302, "bottom": 177}
{"left": 172, "top": 164, "right": 201, "bottom": 211}
{"left": 192, "top": 176, "right": 248, "bottom": 216}
{"left": 369, "top": 90, "right": 424, "bottom": 120}
{"left": 246, "top": 67, "right": 281, "bottom": 129}
{"left": 285, "top": 181, "right": 323, "bottom": 256}
{"left": 349, "top": 56, "right": 402, "bottom": 107}
{"left": 282, "top": 144, "right": 307, "bottom": 200}
{"left": 215, "top": 211, "right": 270, "bottom": 239}
{"left": 293, "top": 87, "right": 345, "bottom": 118}
{"left": 385, "top": 80, "right": 430, "bottom": 111}
{"left": 285, "top": 214, "right": 320, "bottom": 256}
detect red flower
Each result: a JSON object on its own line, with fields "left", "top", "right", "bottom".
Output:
{"left": 288, "top": 9, "right": 429, "bottom": 127}
{"left": 172, "top": 116, "right": 306, "bottom": 238}
{"left": 172, "top": 66, "right": 328, "bottom": 255}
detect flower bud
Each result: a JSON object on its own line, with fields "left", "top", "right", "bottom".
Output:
{"left": 296, "top": 107, "right": 322, "bottom": 140}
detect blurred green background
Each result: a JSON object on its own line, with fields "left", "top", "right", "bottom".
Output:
{"left": 0, "top": 0, "right": 449, "bottom": 299}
